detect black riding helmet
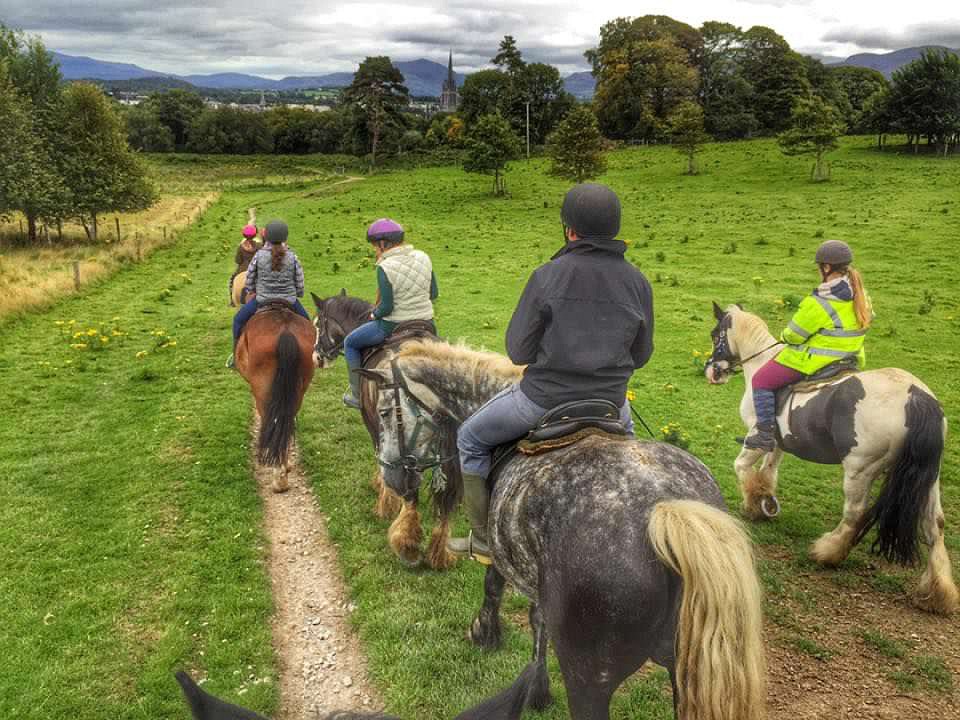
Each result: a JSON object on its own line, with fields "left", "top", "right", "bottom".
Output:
{"left": 815, "top": 239, "right": 853, "bottom": 265}
{"left": 560, "top": 183, "right": 621, "bottom": 241}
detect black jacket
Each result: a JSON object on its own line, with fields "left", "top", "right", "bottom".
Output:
{"left": 506, "top": 237, "right": 654, "bottom": 408}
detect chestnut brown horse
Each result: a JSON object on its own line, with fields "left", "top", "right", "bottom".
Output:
{"left": 236, "top": 304, "right": 316, "bottom": 492}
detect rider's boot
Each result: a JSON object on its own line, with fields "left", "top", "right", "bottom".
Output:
{"left": 342, "top": 371, "right": 362, "bottom": 409}
{"left": 742, "top": 387, "right": 777, "bottom": 451}
{"left": 225, "top": 340, "right": 236, "bottom": 369}
{"left": 446, "top": 473, "right": 491, "bottom": 561}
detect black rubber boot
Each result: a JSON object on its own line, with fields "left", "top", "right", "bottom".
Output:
{"left": 447, "top": 473, "right": 491, "bottom": 560}
{"left": 342, "top": 371, "right": 362, "bottom": 409}
{"left": 742, "top": 387, "right": 777, "bottom": 451}
{"left": 743, "top": 421, "right": 777, "bottom": 451}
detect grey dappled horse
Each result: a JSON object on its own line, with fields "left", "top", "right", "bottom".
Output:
{"left": 311, "top": 290, "right": 461, "bottom": 570}
{"left": 357, "top": 340, "right": 767, "bottom": 720}
{"left": 706, "top": 303, "right": 957, "bottom": 615}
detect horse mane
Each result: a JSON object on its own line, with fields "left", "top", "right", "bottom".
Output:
{"left": 727, "top": 305, "right": 776, "bottom": 356}
{"left": 326, "top": 294, "right": 374, "bottom": 324}
{"left": 396, "top": 340, "right": 524, "bottom": 384}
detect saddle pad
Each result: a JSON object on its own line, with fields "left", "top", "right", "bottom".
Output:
{"left": 360, "top": 320, "right": 438, "bottom": 367}
{"left": 789, "top": 368, "right": 859, "bottom": 395}
{"left": 518, "top": 428, "right": 632, "bottom": 456}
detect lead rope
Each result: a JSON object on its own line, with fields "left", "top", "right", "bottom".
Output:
{"left": 629, "top": 404, "right": 657, "bottom": 439}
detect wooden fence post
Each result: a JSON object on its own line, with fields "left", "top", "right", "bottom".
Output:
{"left": 115, "top": 217, "right": 121, "bottom": 243}
{"left": 57, "top": 219, "right": 63, "bottom": 243}
{"left": 163, "top": 226, "right": 167, "bottom": 243}
{"left": 135, "top": 232, "right": 141, "bottom": 260}
{"left": 19, "top": 220, "right": 24, "bottom": 242}
{"left": 73, "top": 261, "right": 81, "bottom": 290}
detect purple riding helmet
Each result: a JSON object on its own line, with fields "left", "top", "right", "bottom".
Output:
{"left": 366, "top": 218, "right": 404, "bottom": 244}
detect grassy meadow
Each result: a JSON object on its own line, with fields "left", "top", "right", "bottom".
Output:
{"left": 1, "top": 137, "right": 958, "bottom": 718}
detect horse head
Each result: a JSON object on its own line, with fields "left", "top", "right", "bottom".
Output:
{"left": 310, "top": 290, "right": 373, "bottom": 368}
{"left": 705, "top": 301, "right": 740, "bottom": 385}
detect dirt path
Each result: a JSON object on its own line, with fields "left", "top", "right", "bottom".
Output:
{"left": 250, "top": 418, "right": 382, "bottom": 719}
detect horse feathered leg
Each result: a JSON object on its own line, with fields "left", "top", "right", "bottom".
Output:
{"left": 427, "top": 517, "right": 457, "bottom": 570}
{"left": 734, "top": 447, "right": 776, "bottom": 520}
{"left": 388, "top": 497, "right": 423, "bottom": 567}
{"left": 372, "top": 469, "right": 403, "bottom": 518}
{"left": 914, "top": 480, "right": 959, "bottom": 615}
{"left": 470, "top": 565, "right": 505, "bottom": 650}
{"left": 525, "top": 602, "right": 553, "bottom": 710}
{"left": 810, "top": 457, "right": 881, "bottom": 566}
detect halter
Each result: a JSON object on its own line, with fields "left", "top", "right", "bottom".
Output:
{"left": 376, "top": 359, "right": 457, "bottom": 473}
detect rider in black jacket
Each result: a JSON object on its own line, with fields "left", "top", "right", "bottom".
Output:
{"left": 448, "top": 183, "right": 655, "bottom": 560}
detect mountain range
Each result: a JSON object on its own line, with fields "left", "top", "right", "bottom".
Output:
{"left": 52, "top": 45, "right": 960, "bottom": 99}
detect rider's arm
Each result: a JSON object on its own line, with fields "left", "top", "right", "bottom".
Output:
{"left": 781, "top": 296, "right": 826, "bottom": 345}
{"left": 372, "top": 267, "right": 394, "bottom": 320}
{"left": 630, "top": 279, "right": 654, "bottom": 369}
{"left": 506, "top": 270, "right": 546, "bottom": 365}
{"left": 430, "top": 272, "right": 438, "bottom": 301}
{"left": 293, "top": 257, "right": 305, "bottom": 297}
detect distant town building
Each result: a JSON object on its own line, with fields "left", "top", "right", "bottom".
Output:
{"left": 439, "top": 50, "right": 459, "bottom": 112}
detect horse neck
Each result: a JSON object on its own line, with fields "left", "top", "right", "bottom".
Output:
{"left": 734, "top": 315, "right": 779, "bottom": 382}
{"left": 330, "top": 298, "right": 374, "bottom": 335}
{"left": 407, "top": 360, "right": 517, "bottom": 423}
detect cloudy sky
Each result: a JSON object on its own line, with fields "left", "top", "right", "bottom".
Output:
{"left": 1, "top": 0, "right": 958, "bottom": 77}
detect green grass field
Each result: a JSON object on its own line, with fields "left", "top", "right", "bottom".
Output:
{"left": 1, "top": 137, "right": 957, "bottom": 718}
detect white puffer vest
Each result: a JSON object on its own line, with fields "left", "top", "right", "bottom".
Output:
{"left": 378, "top": 245, "right": 434, "bottom": 323}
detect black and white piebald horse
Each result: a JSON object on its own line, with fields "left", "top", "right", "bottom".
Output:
{"left": 705, "top": 303, "right": 957, "bottom": 615}
{"left": 357, "top": 340, "right": 767, "bottom": 720}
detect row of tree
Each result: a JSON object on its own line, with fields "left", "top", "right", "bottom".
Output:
{"left": 0, "top": 26, "right": 155, "bottom": 243}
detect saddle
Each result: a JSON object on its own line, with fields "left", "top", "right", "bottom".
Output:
{"left": 488, "top": 398, "right": 631, "bottom": 486}
{"left": 360, "top": 319, "right": 439, "bottom": 367}
{"left": 774, "top": 358, "right": 860, "bottom": 415}
{"left": 255, "top": 300, "right": 297, "bottom": 316}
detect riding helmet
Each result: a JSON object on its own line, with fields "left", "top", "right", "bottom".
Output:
{"left": 560, "top": 183, "right": 621, "bottom": 241}
{"left": 263, "top": 220, "right": 288, "bottom": 244}
{"left": 242, "top": 224, "right": 258, "bottom": 238}
{"left": 815, "top": 240, "right": 853, "bottom": 265}
{"left": 367, "top": 218, "right": 405, "bottom": 244}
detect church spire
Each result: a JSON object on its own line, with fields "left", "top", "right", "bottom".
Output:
{"left": 447, "top": 49, "right": 454, "bottom": 85}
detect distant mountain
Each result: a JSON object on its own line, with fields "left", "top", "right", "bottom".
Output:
{"left": 276, "top": 73, "right": 354, "bottom": 90}
{"left": 563, "top": 71, "right": 595, "bottom": 99}
{"left": 832, "top": 46, "right": 960, "bottom": 77}
{"left": 52, "top": 52, "right": 169, "bottom": 81}
{"left": 181, "top": 72, "right": 281, "bottom": 90}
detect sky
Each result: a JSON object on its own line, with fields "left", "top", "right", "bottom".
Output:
{"left": 1, "top": 0, "right": 958, "bottom": 78}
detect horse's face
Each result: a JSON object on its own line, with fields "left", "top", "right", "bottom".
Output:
{"left": 312, "top": 300, "right": 347, "bottom": 369}
{"left": 357, "top": 365, "right": 449, "bottom": 487}
{"left": 706, "top": 302, "right": 738, "bottom": 385}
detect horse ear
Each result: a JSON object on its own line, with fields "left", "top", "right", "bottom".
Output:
{"left": 712, "top": 301, "right": 726, "bottom": 321}
{"left": 340, "top": 288, "right": 347, "bottom": 296}
{"left": 354, "top": 368, "right": 390, "bottom": 384}
{"left": 734, "top": 302, "right": 744, "bottom": 310}
{"left": 310, "top": 291, "right": 323, "bottom": 307}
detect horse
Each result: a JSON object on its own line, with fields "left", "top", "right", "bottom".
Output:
{"left": 357, "top": 340, "right": 767, "bottom": 720}
{"left": 231, "top": 271, "right": 248, "bottom": 308}
{"left": 176, "top": 666, "right": 533, "bottom": 720}
{"left": 311, "top": 290, "right": 461, "bottom": 570}
{"left": 235, "top": 304, "right": 316, "bottom": 493}
{"left": 704, "top": 302, "right": 958, "bottom": 615}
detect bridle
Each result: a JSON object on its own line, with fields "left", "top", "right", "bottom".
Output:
{"left": 376, "top": 358, "right": 458, "bottom": 474}
{"left": 707, "top": 323, "right": 782, "bottom": 380}
{"left": 313, "top": 311, "right": 345, "bottom": 363}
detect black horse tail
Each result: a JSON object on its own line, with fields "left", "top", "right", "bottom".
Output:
{"left": 175, "top": 670, "right": 269, "bottom": 720}
{"left": 853, "top": 385, "right": 945, "bottom": 566}
{"left": 258, "top": 330, "right": 301, "bottom": 466}
{"left": 649, "top": 500, "right": 766, "bottom": 720}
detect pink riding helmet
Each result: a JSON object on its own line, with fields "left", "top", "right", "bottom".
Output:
{"left": 242, "top": 224, "right": 258, "bottom": 238}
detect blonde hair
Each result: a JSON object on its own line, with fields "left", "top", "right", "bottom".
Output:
{"left": 846, "top": 267, "right": 872, "bottom": 329}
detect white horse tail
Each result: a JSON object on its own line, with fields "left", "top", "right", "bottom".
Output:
{"left": 853, "top": 385, "right": 946, "bottom": 566}
{"left": 648, "top": 500, "right": 766, "bottom": 720}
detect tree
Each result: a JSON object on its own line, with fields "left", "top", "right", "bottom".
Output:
{"left": 153, "top": 89, "right": 205, "bottom": 149}
{"left": 739, "top": 26, "right": 810, "bottom": 132}
{"left": 463, "top": 114, "right": 521, "bottom": 195}
{"left": 266, "top": 107, "right": 346, "bottom": 154}
{"left": 187, "top": 107, "right": 273, "bottom": 154}
{"left": 125, "top": 102, "right": 175, "bottom": 152}
{"left": 546, "top": 105, "right": 607, "bottom": 183}
{"left": 517, "top": 63, "right": 575, "bottom": 145}
{"left": 830, "top": 66, "right": 889, "bottom": 132}
{"left": 458, "top": 69, "right": 510, "bottom": 124}
{"left": 669, "top": 101, "right": 710, "bottom": 174}
{"left": 342, "top": 56, "right": 410, "bottom": 166}
{"left": 886, "top": 49, "right": 960, "bottom": 155}
{"left": 777, "top": 96, "right": 845, "bottom": 182}
{"left": 698, "top": 21, "right": 758, "bottom": 139}
{"left": 56, "top": 83, "right": 157, "bottom": 241}
{"left": 492, "top": 35, "right": 525, "bottom": 75}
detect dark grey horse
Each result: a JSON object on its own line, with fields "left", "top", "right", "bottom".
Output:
{"left": 358, "top": 340, "right": 767, "bottom": 720}
{"left": 310, "top": 290, "right": 373, "bottom": 369}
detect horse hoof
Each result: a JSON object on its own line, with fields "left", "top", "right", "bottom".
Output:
{"left": 468, "top": 616, "right": 502, "bottom": 650}
{"left": 272, "top": 482, "right": 289, "bottom": 494}
{"left": 397, "top": 551, "right": 423, "bottom": 569}
{"left": 761, "top": 495, "right": 780, "bottom": 518}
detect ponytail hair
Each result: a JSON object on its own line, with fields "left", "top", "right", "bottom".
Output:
{"left": 270, "top": 241, "right": 287, "bottom": 272}
{"left": 847, "top": 267, "right": 873, "bottom": 329}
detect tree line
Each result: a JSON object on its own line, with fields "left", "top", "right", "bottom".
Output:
{"left": 0, "top": 26, "right": 155, "bottom": 243}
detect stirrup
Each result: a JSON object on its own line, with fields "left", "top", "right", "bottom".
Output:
{"left": 468, "top": 531, "right": 492, "bottom": 566}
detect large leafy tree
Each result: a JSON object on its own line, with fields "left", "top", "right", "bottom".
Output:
{"left": 342, "top": 56, "right": 410, "bottom": 166}
{"left": 56, "top": 83, "right": 157, "bottom": 241}
{"left": 886, "top": 49, "right": 960, "bottom": 154}
{"left": 546, "top": 105, "right": 607, "bottom": 183}
{"left": 187, "top": 107, "right": 273, "bottom": 154}
{"left": 463, "top": 114, "right": 521, "bottom": 196}
{"left": 153, "top": 88, "right": 205, "bottom": 149}
{"left": 588, "top": 15, "right": 701, "bottom": 142}
{"left": 266, "top": 107, "right": 346, "bottom": 154}
{"left": 829, "top": 66, "right": 889, "bottom": 132}
{"left": 124, "top": 101, "right": 175, "bottom": 152}
{"left": 778, "top": 96, "right": 845, "bottom": 182}
{"left": 459, "top": 69, "right": 510, "bottom": 124}
{"left": 698, "top": 21, "right": 758, "bottom": 139}
{"left": 492, "top": 35, "right": 525, "bottom": 75}
{"left": 739, "top": 26, "right": 810, "bottom": 133}
{"left": 669, "top": 100, "right": 710, "bottom": 175}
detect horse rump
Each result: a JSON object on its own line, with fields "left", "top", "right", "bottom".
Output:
{"left": 258, "top": 330, "right": 302, "bottom": 466}
{"left": 647, "top": 500, "right": 766, "bottom": 720}
{"left": 853, "top": 385, "right": 945, "bottom": 566}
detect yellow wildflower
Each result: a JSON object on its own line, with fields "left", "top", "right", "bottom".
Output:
{"left": 626, "top": 390, "right": 636, "bottom": 402}
{"left": 100, "top": 336, "right": 109, "bottom": 344}
{"left": 54, "top": 320, "right": 65, "bottom": 326}
{"left": 71, "top": 343, "right": 88, "bottom": 350}
{"left": 87, "top": 328, "right": 98, "bottom": 337}
{"left": 136, "top": 350, "right": 148, "bottom": 359}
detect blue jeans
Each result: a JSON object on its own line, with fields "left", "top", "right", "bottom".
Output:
{"left": 457, "top": 385, "right": 635, "bottom": 479}
{"left": 233, "top": 299, "right": 310, "bottom": 344}
{"left": 344, "top": 321, "right": 388, "bottom": 370}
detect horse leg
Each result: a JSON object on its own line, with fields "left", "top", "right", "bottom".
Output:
{"left": 734, "top": 446, "right": 776, "bottom": 520}
{"left": 426, "top": 515, "right": 457, "bottom": 571}
{"left": 810, "top": 457, "right": 881, "bottom": 566}
{"left": 557, "top": 664, "right": 613, "bottom": 720}
{"left": 372, "top": 468, "right": 402, "bottom": 518}
{"left": 914, "top": 479, "right": 959, "bottom": 615}
{"left": 525, "top": 602, "right": 553, "bottom": 710}
{"left": 387, "top": 495, "right": 423, "bottom": 567}
{"left": 469, "top": 565, "right": 505, "bottom": 650}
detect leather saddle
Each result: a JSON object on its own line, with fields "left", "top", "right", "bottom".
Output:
{"left": 774, "top": 357, "right": 859, "bottom": 415}
{"left": 488, "top": 398, "right": 630, "bottom": 485}
{"left": 360, "top": 319, "right": 438, "bottom": 367}
{"left": 255, "top": 300, "right": 297, "bottom": 315}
